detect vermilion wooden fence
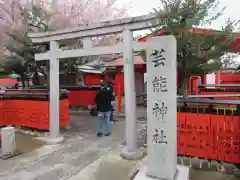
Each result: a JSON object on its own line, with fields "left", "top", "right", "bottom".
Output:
{"left": 177, "top": 108, "right": 240, "bottom": 163}
{"left": 67, "top": 87, "right": 99, "bottom": 107}
{"left": 0, "top": 98, "right": 69, "bottom": 130}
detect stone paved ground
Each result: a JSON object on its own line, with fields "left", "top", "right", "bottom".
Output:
{"left": 0, "top": 110, "right": 239, "bottom": 180}
{"left": 0, "top": 137, "right": 115, "bottom": 180}
{"left": 0, "top": 112, "right": 127, "bottom": 180}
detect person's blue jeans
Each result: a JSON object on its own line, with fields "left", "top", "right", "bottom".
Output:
{"left": 97, "top": 111, "right": 111, "bottom": 134}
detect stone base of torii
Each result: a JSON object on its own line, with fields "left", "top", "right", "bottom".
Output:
{"left": 134, "top": 165, "right": 189, "bottom": 180}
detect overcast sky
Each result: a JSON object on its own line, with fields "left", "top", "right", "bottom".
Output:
{"left": 117, "top": 0, "right": 240, "bottom": 29}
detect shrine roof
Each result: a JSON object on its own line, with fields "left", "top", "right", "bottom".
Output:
{"left": 104, "top": 56, "right": 145, "bottom": 67}
{"left": 138, "top": 27, "right": 240, "bottom": 52}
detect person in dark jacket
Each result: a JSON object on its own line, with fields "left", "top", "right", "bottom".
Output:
{"left": 99, "top": 79, "right": 115, "bottom": 122}
{"left": 94, "top": 85, "right": 114, "bottom": 137}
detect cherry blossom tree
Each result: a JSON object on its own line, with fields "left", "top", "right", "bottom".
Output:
{"left": 0, "top": 0, "right": 128, "bottom": 84}
{"left": 50, "top": 0, "right": 128, "bottom": 29}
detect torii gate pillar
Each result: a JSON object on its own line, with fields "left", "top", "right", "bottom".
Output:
{"left": 120, "top": 30, "right": 144, "bottom": 160}
{"left": 43, "top": 41, "right": 63, "bottom": 144}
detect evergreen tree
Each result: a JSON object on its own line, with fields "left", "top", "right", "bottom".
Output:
{"left": 152, "top": 0, "right": 239, "bottom": 95}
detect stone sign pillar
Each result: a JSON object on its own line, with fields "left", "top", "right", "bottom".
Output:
{"left": 134, "top": 36, "right": 190, "bottom": 180}
{"left": 146, "top": 35, "right": 177, "bottom": 179}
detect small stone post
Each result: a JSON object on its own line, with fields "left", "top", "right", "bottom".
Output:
{"left": 1, "top": 127, "right": 16, "bottom": 157}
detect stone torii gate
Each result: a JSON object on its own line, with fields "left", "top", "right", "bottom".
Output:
{"left": 28, "top": 13, "right": 158, "bottom": 147}
{"left": 28, "top": 14, "right": 188, "bottom": 180}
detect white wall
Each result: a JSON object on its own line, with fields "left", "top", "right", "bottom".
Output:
{"left": 206, "top": 73, "right": 216, "bottom": 88}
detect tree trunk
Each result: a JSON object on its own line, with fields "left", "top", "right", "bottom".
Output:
{"left": 179, "top": 77, "right": 189, "bottom": 100}
{"left": 33, "top": 72, "right": 40, "bottom": 85}
{"left": 20, "top": 74, "right": 25, "bottom": 89}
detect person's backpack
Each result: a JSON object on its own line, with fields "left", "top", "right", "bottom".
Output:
{"left": 90, "top": 106, "right": 98, "bottom": 116}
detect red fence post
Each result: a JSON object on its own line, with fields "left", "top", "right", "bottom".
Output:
{"left": 116, "top": 67, "right": 122, "bottom": 113}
